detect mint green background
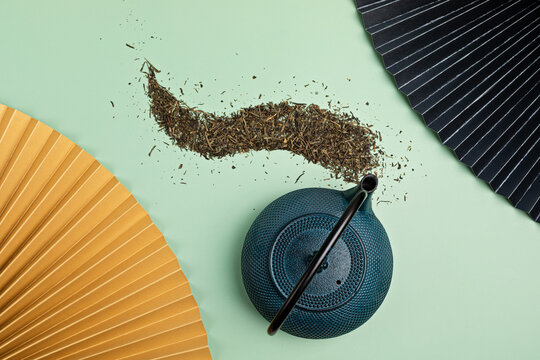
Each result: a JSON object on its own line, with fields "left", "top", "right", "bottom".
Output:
{"left": 1, "top": 1, "right": 539, "bottom": 359}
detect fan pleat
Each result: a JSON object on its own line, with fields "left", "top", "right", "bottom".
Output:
{"left": 49, "top": 297, "right": 200, "bottom": 359}
{"left": 460, "top": 86, "right": 538, "bottom": 166}
{"left": 516, "top": 174, "right": 540, "bottom": 213}
{"left": 356, "top": 0, "right": 540, "bottom": 221}
{"left": 403, "top": 5, "right": 537, "bottom": 99}
{"left": 0, "top": 104, "right": 212, "bottom": 359}
{"left": 507, "top": 154, "right": 540, "bottom": 204}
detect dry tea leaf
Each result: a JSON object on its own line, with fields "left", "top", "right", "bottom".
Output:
{"left": 144, "top": 61, "right": 384, "bottom": 182}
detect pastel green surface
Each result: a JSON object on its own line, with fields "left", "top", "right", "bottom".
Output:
{"left": 1, "top": 1, "right": 538, "bottom": 359}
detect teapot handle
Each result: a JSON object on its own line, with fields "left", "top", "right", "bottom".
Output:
{"left": 267, "top": 174, "right": 378, "bottom": 335}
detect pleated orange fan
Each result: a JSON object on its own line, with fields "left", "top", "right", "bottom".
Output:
{"left": 0, "top": 104, "right": 212, "bottom": 360}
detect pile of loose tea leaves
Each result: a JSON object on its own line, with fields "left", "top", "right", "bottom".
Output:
{"left": 144, "top": 61, "right": 385, "bottom": 182}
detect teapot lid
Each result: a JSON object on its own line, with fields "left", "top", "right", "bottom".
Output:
{"left": 271, "top": 214, "right": 366, "bottom": 311}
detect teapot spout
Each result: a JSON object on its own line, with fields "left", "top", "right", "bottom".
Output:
{"left": 343, "top": 174, "right": 377, "bottom": 213}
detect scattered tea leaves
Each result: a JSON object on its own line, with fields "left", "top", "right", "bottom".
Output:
{"left": 144, "top": 61, "right": 385, "bottom": 182}
{"left": 148, "top": 145, "right": 156, "bottom": 157}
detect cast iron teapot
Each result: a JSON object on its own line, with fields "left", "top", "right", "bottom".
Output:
{"left": 241, "top": 174, "right": 392, "bottom": 339}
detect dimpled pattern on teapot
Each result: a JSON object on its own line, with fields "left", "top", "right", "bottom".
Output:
{"left": 241, "top": 185, "right": 393, "bottom": 339}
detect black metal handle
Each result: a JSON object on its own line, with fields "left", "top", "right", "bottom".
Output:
{"left": 267, "top": 174, "right": 378, "bottom": 336}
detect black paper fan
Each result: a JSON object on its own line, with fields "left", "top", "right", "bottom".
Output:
{"left": 355, "top": 0, "right": 540, "bottom": 222}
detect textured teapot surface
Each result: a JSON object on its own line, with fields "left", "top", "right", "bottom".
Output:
{"left": 241, "top": 186, "right": 393, "bottom": 339}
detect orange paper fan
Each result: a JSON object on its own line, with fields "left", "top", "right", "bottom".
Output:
{"left": 0, "top": 104, "right": 212, "bottom": 360}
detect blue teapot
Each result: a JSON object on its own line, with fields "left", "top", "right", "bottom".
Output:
{"left": 241, "top": 174, "right": 393, "bottom": 339}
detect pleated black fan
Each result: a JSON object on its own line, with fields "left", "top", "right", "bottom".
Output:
{"left": 355, "top": 0, "right": 540, "bottom": 222}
